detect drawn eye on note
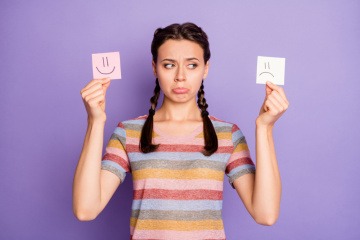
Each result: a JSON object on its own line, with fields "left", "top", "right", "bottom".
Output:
{"left": 256, "top": 56, "right": 285, "bottom": 85}
{"left": 92, "top": 52, "right": 121, "bottom": 80}
{"left": 96, "top": 56, "right": 115, "bottom": 75}
{"left": 259, "top": 62, "right": 274, "bottom": 78}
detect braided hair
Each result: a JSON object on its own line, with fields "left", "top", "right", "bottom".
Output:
{"left": 140, "top": 78, "right": 160, "bottom": 153}
{"left": 140, "top": 22, "right": 218, "bottom": 156}
{"left": 197, "top": 80, "right": 218, "bottom": 156}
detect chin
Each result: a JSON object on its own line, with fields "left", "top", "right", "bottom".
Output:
{"left": 167, "top": 95, "right": 192, "bottom": 104}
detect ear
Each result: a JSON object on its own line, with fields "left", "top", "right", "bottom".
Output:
{"left": 152, "top": 61, "right": 157, "bottom": 77}
{"left": 203, "top": 61, "right": 210, "bottom": 79}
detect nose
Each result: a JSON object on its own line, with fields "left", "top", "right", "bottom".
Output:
{"left": 175, "top": 65, "right": 186, "bottom": 82}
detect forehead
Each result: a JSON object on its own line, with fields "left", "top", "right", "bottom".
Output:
{"left": 157, "top": 39, "right": 204, "bottom": 60}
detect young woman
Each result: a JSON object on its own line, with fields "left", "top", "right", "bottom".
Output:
{"left": 73, "top": 22, "right": 289, "bottom": 239}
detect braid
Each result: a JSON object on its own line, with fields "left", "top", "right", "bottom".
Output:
{"left": 197, "top": 81, "right": 208, "bottom": 115}
{"left": 149, "top": 79, "right": 161, "bottom": 112}
{"left": 140, "top": 79, "right": 160, "bottom": 153}
{"left": 197, "top": 80, "right": 218, "bottom": 156}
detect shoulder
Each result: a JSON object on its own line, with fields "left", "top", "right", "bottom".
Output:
{"left": 209, "top": 115, "right": 240, "bottom": 133}
{"left": 111, "top": 115, "right": 147, "bottom": 140}
{"left": 209, "top": 115, "right": 246, "bottom": 142}
{"left": 115, "top": 115, "right": 148, "bottom": 129}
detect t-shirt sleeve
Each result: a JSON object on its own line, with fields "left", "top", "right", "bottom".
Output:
{"left": 225, "top": 124, "right": 256, "bottom": 188}
{"left": 101, "top": 122, "right": 130, "bottom": 183}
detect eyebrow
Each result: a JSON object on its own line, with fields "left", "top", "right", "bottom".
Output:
{"left": 160, "top": 58, "right": 200, "bottom": 62}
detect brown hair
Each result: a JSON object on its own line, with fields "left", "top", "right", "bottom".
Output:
{"left": 140, "top": 22, "right": 218, "bottom": 156}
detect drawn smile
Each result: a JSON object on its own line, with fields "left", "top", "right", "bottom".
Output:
{"left": 96, "top": 66, "right": 115, "bottom": 74}
{"left": 96, "top": 56, "right": 115, "bottom": 75}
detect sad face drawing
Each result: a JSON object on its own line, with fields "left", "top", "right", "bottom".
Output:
{"left": 259, "top": 61, "right": 274, "bottom": 78}
{"left": 256, "top": 56, "right": 285, "bottom": 85}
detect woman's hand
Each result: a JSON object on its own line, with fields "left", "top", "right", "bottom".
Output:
{"left": 80, "top": 78, "right": 111, "bottom": 123}
{"left": 256, "top": 81, "right": 289, "bottom": 127}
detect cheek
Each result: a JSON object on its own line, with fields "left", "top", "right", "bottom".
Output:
{"left": 194, "top": 80, "right": 203, "bottom": 92}
{"left": 157, "top": 78, "right": 171, "bottom": 94}
{"left": 191, "top": 72, "right": 206, "bottom": 87}
{"left": 156, "top": 67, "right": 173, "bottom": 80}
{"left": 192, "top": 67, "right": 206, "bottom": 77}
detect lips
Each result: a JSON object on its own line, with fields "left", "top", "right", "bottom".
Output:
{"left": 172, "top": 88, "right": 189, "bottom": 94}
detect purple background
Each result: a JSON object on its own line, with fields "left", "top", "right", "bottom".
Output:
{"left": 1, "top": 1, "right": 360, "bottom": 239}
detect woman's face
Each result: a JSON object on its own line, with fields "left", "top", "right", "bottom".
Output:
{"left": 153, "top": 39, "right": 209, "bottom": 105}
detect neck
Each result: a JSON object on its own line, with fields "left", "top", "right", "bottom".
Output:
{"left": 155, "top": 98, "right": 201, "bottom": 122}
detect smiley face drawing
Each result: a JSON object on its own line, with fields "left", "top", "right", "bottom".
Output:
{"left": 256, "top": 56, "right": 285, "bottom": 85}
{"left": 92, "top": 52, "right": 122, "bottom": 80}
{"left": 96, "top": 56, "right": 115, "bottom": 75}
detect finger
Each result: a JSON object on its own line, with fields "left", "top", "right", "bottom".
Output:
{"left": 268, "top": 95, "right": 285, "bottom": 113}
{"left": 276, "top": 87, "right": 289, "bottom": 105}
{"left": 88, "top": 94, "right": 105, "bottom": 108}
{"left": 81, "top": 83, "right": 103, "bottom": 100}
{"left": 263, "top": 103, "right": 268, "bottom": 112}
{"left": 81, "top": 79, "right": 103, "bottom": 93}
{"left": 82, "top": 78, "right": 110, "bottom": 98}
{"left": 264, "top": 98, "right": 277, "bottom": 113}
{"left": 266, "top": 81, "right": 288, "bottom": 104}
{"left": 103, "top": 81, "right": 111, "bottom": 89}
{"left": 266, "top": 95, "right": 286, "bottom": 115}
{"left": 83, "top": 78, "right": 111, "bottom": 102}
{"left": 269, "top": 91, "right": 289, "bottom": 110}
{"left": 266, "top": 81, "right": 283, "bottom": 93}
{"left": 81, "top": 78, "right": 110, "bottom": 94}
{"left": 265, "top": 83, "right": 272, "bottom": 97}
{"left": 83, "top": 89, "right": 104, "bottom": 103}
{"left": 102, "top": 81, "right": 111, "bottom": 97}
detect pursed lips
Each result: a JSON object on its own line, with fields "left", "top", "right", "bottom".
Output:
{"left": 172, "top": 87, "right": 189, "bottom": 94}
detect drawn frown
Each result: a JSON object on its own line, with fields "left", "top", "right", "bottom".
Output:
{"left": 259, "top": 62, "right": 274, "bottom": 78}
{"left": 256, "top": 56, "right": 285, "bottom": 85}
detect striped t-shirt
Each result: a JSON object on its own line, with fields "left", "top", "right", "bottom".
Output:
{"left": 101, "top": 115, "right": 256, "bottom": 239}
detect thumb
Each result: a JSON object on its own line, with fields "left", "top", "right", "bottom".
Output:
{"left": 265, "top": 81, "right": 273, "bottom": 97}
{"left": 102, "top": 78, "right": 111, "bottom": 97}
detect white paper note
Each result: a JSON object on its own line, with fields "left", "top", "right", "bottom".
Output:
{"left": 256, "top": 56, "right": 285, "bottom": 85}
{"left": 92, "top": 52, "right": 121, "bottom": 80}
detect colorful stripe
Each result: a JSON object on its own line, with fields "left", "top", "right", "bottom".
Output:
{"left": 130, "top": 218, "right": 224, "bottom": 230}
{"left": 101, "top": 115, "right": 255, "bottom": 239}
{"left": 131, "top": 199, "right": 223, "bottom": 211}
{"left": 133, "top": 189, "right": 223, "bottom": 200}
{"left": 133, "top": 179, "right": 223, "bottom": 191}
{"left": 131, "top": 209, "right": 222, "bottom": 220}
{"left": 130, "top": 229, "right": 225, "bottom": 240}
{"left": 133, "top": 168, "right": 224, "bottom": 181}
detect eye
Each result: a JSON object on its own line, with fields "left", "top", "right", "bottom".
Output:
{"left": 164, "top": 63, "right": 175, "bottom": 69}
{"left": 188, "top": 63, "right": 198, "bottom": 69}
